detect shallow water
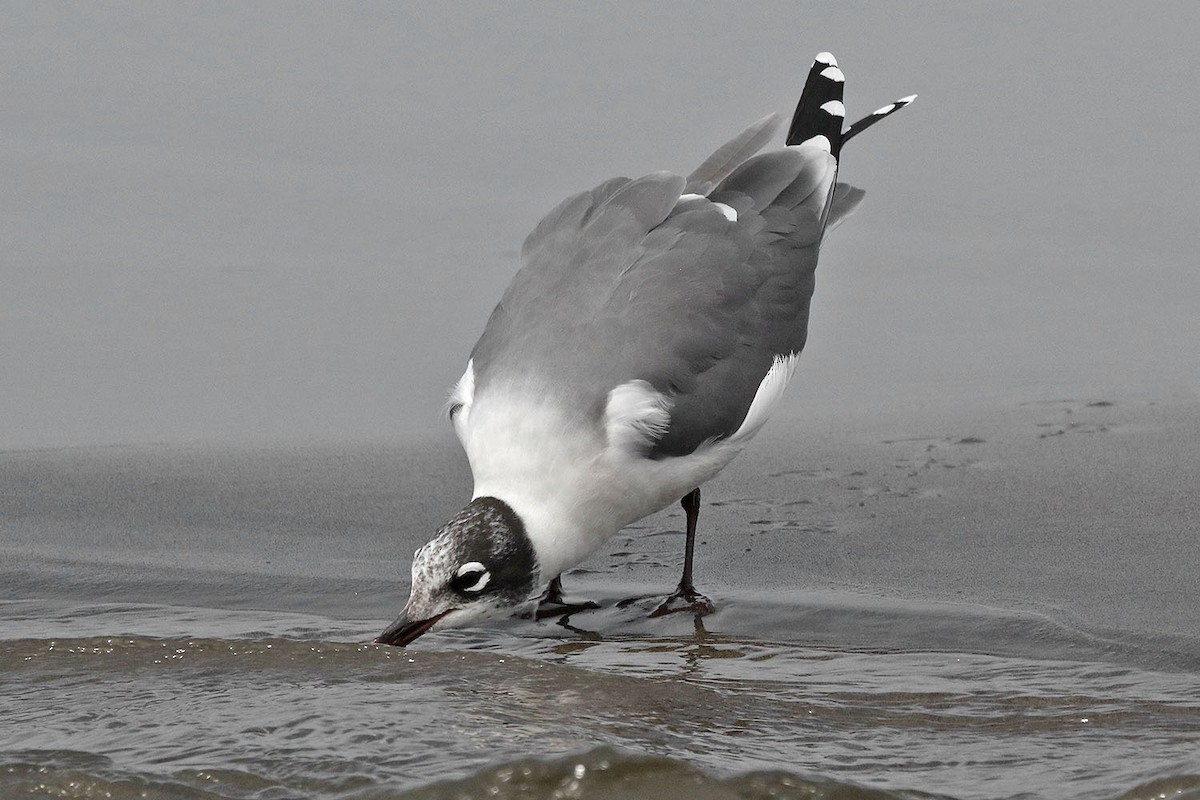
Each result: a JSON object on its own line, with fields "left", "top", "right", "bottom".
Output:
{"left": 5, "top": 593, "right": 1200, "bottom": 800}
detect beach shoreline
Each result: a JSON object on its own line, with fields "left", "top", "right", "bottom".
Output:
{"left": 5, "top": 393, "right": 1196, "bottom": 649}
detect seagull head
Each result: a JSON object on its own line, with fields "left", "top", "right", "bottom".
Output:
{"left": 375, "top": 496, "right": 540, "bottom": 646}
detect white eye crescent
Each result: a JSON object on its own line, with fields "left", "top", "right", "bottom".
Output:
{"left": 454, "top": 561, "right": 490, "bottom": 593}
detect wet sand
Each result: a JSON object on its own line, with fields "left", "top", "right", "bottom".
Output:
{"left": 4, "top": 394, "right": 1197, "bottom": 650}
{"left": 701, "top": 396, "right": 1200, "bottom": 645}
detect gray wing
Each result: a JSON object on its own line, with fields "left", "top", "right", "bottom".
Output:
{"left": 470, "top": 146, "right": 841, "bottom": 459}
{"left": 684, "top": 114, "right": 783, "bottom": 196}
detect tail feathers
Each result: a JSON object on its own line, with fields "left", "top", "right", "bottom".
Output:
{"left": 681, "top": 53, "right": 912, "bottom": 230}
{"left": 843, "top": 94, "right": 918, "bottom": 145}
{"left": 785, "top": 52, "right": 846, "bottom": 154}
{"left": 686, "top": 113, "right": 783, "bottom": 196}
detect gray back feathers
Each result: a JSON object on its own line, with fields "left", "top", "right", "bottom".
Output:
{"left": 468, "top": 55, "right": 915, "bottom": 458}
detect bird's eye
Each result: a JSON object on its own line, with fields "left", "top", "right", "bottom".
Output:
{"left": 450, "top": 561, "right": 490, "bottom": 594}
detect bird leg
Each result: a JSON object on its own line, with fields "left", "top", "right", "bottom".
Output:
{"left": 533, "top": 574, "right": 600, "bottom": 620}
{"left": 651, "top": 487, "right": 716, "bottom": 617}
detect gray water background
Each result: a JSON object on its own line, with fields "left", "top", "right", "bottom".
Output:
{"left": 5, "top": 1, "right": 1198, "bottom": 448}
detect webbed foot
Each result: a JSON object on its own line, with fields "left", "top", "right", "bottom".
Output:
{"left": 529, "top": 575, "right": 599, "bottom": 620}
{"left": 649, "top": 584, "right": 715, "bottom": 618}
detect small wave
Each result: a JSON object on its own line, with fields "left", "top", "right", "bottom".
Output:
{"left": 4, "top": 594, "right": 1200, "bottom": 800}
{"left": 4, "top": 748, "right": 1200, "bottom": 800}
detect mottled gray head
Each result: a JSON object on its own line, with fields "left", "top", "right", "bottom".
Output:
{"left": 375, "top": 496, "right": 540, "bottom": 646}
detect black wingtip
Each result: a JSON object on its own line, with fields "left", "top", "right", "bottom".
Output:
{"left": 842, "top": 94, "right": 918, "bottom": 145}
{"left": 785, "top": 52, "right": 846, "bottom": 155}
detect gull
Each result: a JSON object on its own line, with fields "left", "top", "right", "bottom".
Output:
{"left": 376, "top": 53, "right": 915, "bottom": 646}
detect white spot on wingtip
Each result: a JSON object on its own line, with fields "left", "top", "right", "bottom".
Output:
{"left": 815, "top": 52, "right": 837, "bottom": 67}
{"left": 820, "top": 66, "right": 844, "bottom": 83}
{"left": 872, "top": 103, "right": 896, "bottom": 116}
{"left": 794, "top": 134, "right": 831, "bottom": 153}
{"left": 820, "top": 100, "right": 845, "bottom": 117}
{"left": 898, "top": 94, "right": 918, "bottom": 104}
{"left": 712, "top": 202, "right": 737, "bottom": 222}
{"left": 676, "top": 193, "right": 734, "bottom": 220}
